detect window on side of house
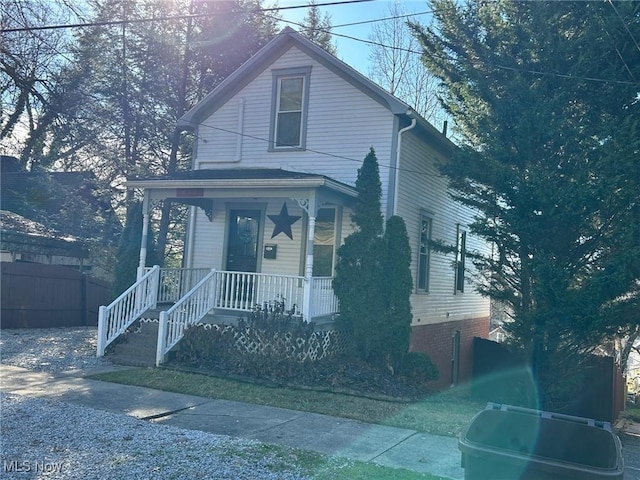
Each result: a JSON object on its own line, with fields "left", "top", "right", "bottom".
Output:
{"left": 455, "top": 227, "right": 466, "bottom": 293}
{"left": 312, "top": 208, "right": 336, "bottom": 277}
{"left": 417, "top": 214, "right": 432, "bottom": 292}
{"left": 270, "top": 67, "right": 311, "bottom": 150}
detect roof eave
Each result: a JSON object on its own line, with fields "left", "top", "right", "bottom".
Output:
{"left": 125, "top": 177, "right": 358, "bottom": 197}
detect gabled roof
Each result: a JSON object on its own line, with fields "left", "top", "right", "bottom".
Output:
{"left": 179, "top": 27, "right": 401, "bottom": 121}
{"left": 1, "top": 210, "right": 88, "bottom": 258}
{"left": 178, "top": 27, "right": 455, "bottom": 153}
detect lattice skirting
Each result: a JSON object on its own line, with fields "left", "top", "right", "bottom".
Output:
{"left": 194, "top": 323, "right": 352, "bottom": 362}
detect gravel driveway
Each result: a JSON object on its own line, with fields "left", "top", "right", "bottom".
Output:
{"left": 0, "top": 327, "right": 310, "bottom": 479}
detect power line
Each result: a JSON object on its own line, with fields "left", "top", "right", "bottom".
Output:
{"left": 6, "top": 0, "right": 636, "bottom": 87}
{"left": 607, "top": 0, "right": 640, "bottom": 57}
{"left": 0, "top": 0, "right": 373, "bottom": 33}
{"left": 181, "top": 119, "right": 446, "bottom": 179}
{"left": 331, "top": 10, "right": 433, "bottom": 29}
{"left": 271, "top": 14, "right": 640, "bottom": 86}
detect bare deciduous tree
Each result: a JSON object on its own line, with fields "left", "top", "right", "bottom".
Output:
{"left": 367, "top": 2, "right": 445, "bottom": 128}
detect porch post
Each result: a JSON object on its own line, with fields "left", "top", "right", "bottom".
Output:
{"left": 303, "top": 214, "right": 316, "bottom": 320}
{"left": 298, "top": 194, "right": 317, "bottom": 321}
{"left": 138, "top": 190, "right": 150, "bottom": 280}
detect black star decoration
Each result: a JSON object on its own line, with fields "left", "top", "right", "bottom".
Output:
{"left": 268, "top": 203, "right": 301, "bottom": 240}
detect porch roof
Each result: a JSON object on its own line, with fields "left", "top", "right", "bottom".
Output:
{"left": 125, "top": 168, "right": 358, "bottom": 198}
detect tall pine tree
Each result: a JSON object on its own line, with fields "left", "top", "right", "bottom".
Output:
{"left": 411, "top": 0, "right": 640, "bottom": 409}
{"left": 299, "top": 1, "right": 337, "bottom": 55}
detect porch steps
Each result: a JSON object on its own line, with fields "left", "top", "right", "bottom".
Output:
{"left": 107, "top": 322, "right": 158, "bottom": 368}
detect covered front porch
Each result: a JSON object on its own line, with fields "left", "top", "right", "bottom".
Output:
{"left": 97, "top": 169, "right": 356, "bottom": 366}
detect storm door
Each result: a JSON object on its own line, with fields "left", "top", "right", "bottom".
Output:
{"left": 226, "top": 209, "right": 261, "bottom": 272}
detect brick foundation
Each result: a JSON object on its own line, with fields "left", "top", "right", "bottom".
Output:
{"left": 410, "top": 316, "right": 490, "bottom": 390}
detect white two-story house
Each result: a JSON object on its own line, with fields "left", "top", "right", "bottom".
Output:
{"left": 98, "top": 27, "right": 490, "bottom": 388}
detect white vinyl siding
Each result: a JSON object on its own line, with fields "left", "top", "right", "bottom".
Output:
{"left": 195, "top": 46, "right": 395, "bottom": 207}
{"left": 189, "top": 199, "right": 305, "bottom": 277}
{"left": 395, "top": 130, "right": 490, "bottom": 325}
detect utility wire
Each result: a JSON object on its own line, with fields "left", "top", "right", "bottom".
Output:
{"left": 271, "top": 14, "right": 640, "bottom": 86}
{"left": 5, "top": 1, "right": 637, "bottom": 86}
{"left": 181, "top": 119, "right": 446, "bottom": 178}
{"left": 0, "top": 0, "right": 373, "bottom": 33}
{"left": 607, "top": 0, "right": 640, "bottom": 57}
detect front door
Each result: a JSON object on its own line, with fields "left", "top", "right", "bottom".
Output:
{"left": 226, "top": 209, "right": 261, "bottom": 272}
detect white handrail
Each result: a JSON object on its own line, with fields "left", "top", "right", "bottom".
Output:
{"left": 156, "top": 269, "right": 217, "bottom": 366}
{"left": 97, "top": 265, "right": 160, "bottom": 357}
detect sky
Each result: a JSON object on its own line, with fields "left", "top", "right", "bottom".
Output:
{"left": 276, "top": 0, "right": 434, "bottom": 75}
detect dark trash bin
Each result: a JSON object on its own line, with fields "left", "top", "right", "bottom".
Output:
{"left": 458, "top": 403, "right": 624, "bottom": 480}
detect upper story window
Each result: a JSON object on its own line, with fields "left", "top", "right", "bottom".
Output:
{"left": 270, "top": 67, "right": 311, "bottom": 150}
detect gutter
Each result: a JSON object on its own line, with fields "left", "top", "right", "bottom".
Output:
{"left": 393, "top": 110, "right": 417, "bottom": 216}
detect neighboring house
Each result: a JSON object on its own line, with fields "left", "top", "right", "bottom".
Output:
{"left": 99, "top": 27, "right": 490, "bottom": 387}
{"left": 1, "top": 210, "right": 89, "bottom": 268}
{"left": 488, "top": 325, "right": 508, "bottom": 344}
{"left": 0, "top": 157, "right": 120, "bottom": 282}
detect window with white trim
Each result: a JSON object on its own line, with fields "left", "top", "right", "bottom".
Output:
{"left": 312, "top": 208, "right": 336, "bottom": 277}
{"left": 270, "top": 67, "right": 311, "bottom": 150}
{"left": 455, "top": 227, "right": 466, "bottom": 293}
{"left": 417, "top": 214, "right": 432, "bottom": 292}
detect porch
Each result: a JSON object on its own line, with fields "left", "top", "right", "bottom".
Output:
{"left": 96, "top": 267, "right": 339, "bottom": 367}
{"left": 152, "top": 267, "right": 338, "bottom": 318}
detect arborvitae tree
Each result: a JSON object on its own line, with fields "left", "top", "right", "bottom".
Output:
{"left": 111, "top": 201, "right": 160, "bottom": 299}
{"left": 382, "top": 215, "right": 413, "bottom": 369}
{"left": 299, "top": 1, "right": 337, "bottom": 55}
{"left": 333, "top": 148, "right": 386, "bottom": 364}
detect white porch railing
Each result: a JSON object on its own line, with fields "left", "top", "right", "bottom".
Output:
{"left": 146, "top": 267, "right": 211, "bottom": 303}
{"left": 97, "top": 267, "right": 339, "bottom": 363}
{"left": 309, "top": 277, "right": 340, "bottom": 318}
{"left": 156, "top": 269, "right": 217, "bottom": 366}
{"left": 213, "top": 270, "right": 305, "bottom": 313}
{"left": 97, "top": 265, "right": 160, "bottom": 357}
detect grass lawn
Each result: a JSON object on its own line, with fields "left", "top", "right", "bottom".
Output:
{"left": 233, "top": 444, "right": 450, "bottom": 480}
{"left": 90, "top": 367, "right": 478, "bottom": 480}
{"left": 90, "top": 367, "right": 483, "bottom": 438}
{"left": 623, "top": 408, "right": 640, "bottom": 422}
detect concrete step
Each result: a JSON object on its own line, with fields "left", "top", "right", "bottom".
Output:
{"left": 112, "top": 341, "right": 155, "bottom": 357}
{"left": 109, "top": 355, "right": 156, "bottom": 368}
{"left": 107, "top": 322, "right": 158, "bottom": 367}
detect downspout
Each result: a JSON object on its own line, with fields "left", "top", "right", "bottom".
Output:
{"left": 393, "top": 110, "right": 417, "bottom": 216}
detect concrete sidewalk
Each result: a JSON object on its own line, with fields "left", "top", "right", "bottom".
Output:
{"left": 0, "top": 364, "right": 463, "bottom": 479}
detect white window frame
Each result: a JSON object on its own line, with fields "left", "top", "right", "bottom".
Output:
{"left": 269, "top": 66, "right": 312, "bottom": 151}
{"left": 455, "top": 225, "right": 467, "bottom": 294}
{"left": 417, "top": 212, "right": 432, "bottom": 292}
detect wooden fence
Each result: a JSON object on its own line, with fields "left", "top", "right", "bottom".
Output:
{"left": 472, "top": 337, "right": 626, "bottom": 423}
{"left": 1, "top": 262, "right": 109, "bottom": 328}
